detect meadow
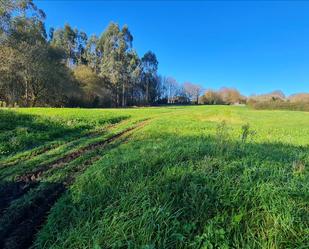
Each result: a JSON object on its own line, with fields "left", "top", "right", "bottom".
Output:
{"left": 0, "top": 106, "right": 308, "bottom": 249}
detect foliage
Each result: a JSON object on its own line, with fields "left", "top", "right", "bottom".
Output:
{"left": 289, "top": 93, "right": 309, "bottom": 103}
{"left": 1, "top": 1, "right": 308, "bottom": 110}
{"left": 183, "top": 82, "right": 202, "bottom": 104}
{"left": 72, "top": 65, "right": 112, "bottom": 107}
{"left": 248, "top": 91, "right": 309, "bottom": 112}
{"left": 0, "top": 2, "right": 162, "bottom": 108}
{"left": 200, "top": 88, "right": 245, "bottom": 105}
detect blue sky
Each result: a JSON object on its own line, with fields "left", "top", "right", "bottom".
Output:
{"left": 34, "top": 0, "right": 309, "bottom": 96}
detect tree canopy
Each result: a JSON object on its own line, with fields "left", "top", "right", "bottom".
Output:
{"left": 9, "top": 1, "right": 308, "bottom": 108}
{"left": 0, "top": 1, "right": 166, "bottom": 107}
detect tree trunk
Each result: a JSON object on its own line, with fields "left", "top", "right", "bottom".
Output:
{"left": 32, "top": 97, "right": 37, "bottom": 107}
{"left": 146, "top": 80, "right": 149, "bottom": 105}
{"left": 114, "top": 87, "right": 119, "bottom": 107}
{"left": 131, "top": 85, "right": 134, "bottom": 105}
{"left": 25, "top": 79, "right": 29, "bottom": 107}
{"left": 122, "top": 82, "right": 126, "bottom": 107}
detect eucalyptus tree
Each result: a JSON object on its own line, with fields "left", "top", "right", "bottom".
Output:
{"left": 126, "top": 50, "right": 141, "bottom": 105}
{"left": 85, "top": 35, "right": 100, "bottom": 73}
{"left": 141, "top": 51, "right": 158, "bottom": 104}
{"left": 98, "top": 22, "right": 122, "bottom": 106}
{"left": 51, "top": 24, "right": 76, "bottom": 67}
{"left": 51, "top": 24, "right": 89, "bottom": 67}
{"left": 48, "top": 27, "right": 54, "bottom": 41}
{"left": 0, "top": 0, "right": 45, "bottom": 42}
{"left": 76, "top": 30, "right": 88, "bottom": 65}
{"left": 0, "top": 2, "right": 162, "bottom": 107}
{"left": 98, "top": 22, "right": 134, "bottom": 107}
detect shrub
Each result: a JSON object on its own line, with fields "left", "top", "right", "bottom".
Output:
{"left": 248, "top": 99, "right": 309, "bottom": 112}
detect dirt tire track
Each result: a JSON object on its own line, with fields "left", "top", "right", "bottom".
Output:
{"left": 0, "top": 119, "right": 149, "bottom": 249}
{"left": 17, "top": 120, "right": 148, "bottom": 183}
{"left": 0, "top": 144, "right": 60, "bottom": 169}
{"left": 0, "top": 182, "right": 38, "bottom": 216}
{"left": 0, "top": 121, "right": 146, "bottom": 214}
{"left": 0, "top": 183, "right": 65, "bottom": 249}
{"left": 0, "top": 126, "right": 111, "bottom": 170}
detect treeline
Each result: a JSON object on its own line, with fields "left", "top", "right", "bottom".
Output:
{"left": 247, "top": 91, "right": 309, "bottom": 111}
{"left": 1, "top": 1, "right": 308, "bottom": 109}
{"left": 1, "top": 0, "right": 75, "bottom": 107}
{"left": 199, "top": 88, "right": 246, "bottom": 105}
{"left": 199, "top": 89, "right": 309, "bottom": 111}
{"left": 1, "top": 0, "right": 201, "bottom": 107}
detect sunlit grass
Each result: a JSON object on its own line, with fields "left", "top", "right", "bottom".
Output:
{"left": 0, "top": 106, "right": 308, "bottom": 248}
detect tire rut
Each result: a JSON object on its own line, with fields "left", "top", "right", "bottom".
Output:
{"left": 0, "top": 127, "right": 110, "bottom": 170}
{"left": 0, "top": 181, "right": 38, "bottom": 216}
{"left": 0, "top": 120, "right": 148, "bottom": 249}
{"left": 17, "top": 121, "right": 147, "bottom": 183}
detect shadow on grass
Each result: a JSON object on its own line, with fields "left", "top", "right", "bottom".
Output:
{"left": 0, "top": 119, "right": 137, "bottom": 249}
{"left": 0, "top": 180, "right": 65, "bottom": 249}
{"left": 33, "top": 129, "right": 309, "bottom": 249}
{"left": 0, "top": 109, "right": 128, "bottom": 161}
{"left": 0, "top": 181, "right": 39, "bottom": 215}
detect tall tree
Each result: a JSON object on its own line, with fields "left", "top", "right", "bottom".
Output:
{"left": 218, "top": 87, "right": 242, "bottom": 104}
{"left": 85, "top": 35, "right": 100, "bottom": 72}
{"left": 141, "top": 51, "right": 158, "bottom": 104}
{"left": 163, "top": 77, "right": 177, "bottom": 103}
{"left": 126, "top": 50, "right": 141, "bottom": 106}
{"left": 0, "top": 0, "right": 76, "bottom": 107}
{"left": 183, "top": 82, "right": 202, "bottom": 104}
{"left": 76, "top": 30, "right": 88, "bottom": 65}
{"left": 98, "top": 22, "right": 133, "bottom": 107}
{"left": 0, "top": 4, "right": 162, "bottom": 108}
{"left": 51, "top": 24, "right": 82, "bottom": 67}
{"left": 200, "top": 89, "right": 222, "bottom": 104}
{"left": 1, "top": 0, "right": 45, "bottom": 42}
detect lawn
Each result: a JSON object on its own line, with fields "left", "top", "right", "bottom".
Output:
{"left": 0, "top": 106, "right": 308, "bottom": 249}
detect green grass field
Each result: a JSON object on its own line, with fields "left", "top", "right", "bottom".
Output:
{"left": 0, "top": 106, "right": 308, "bottom": 249}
